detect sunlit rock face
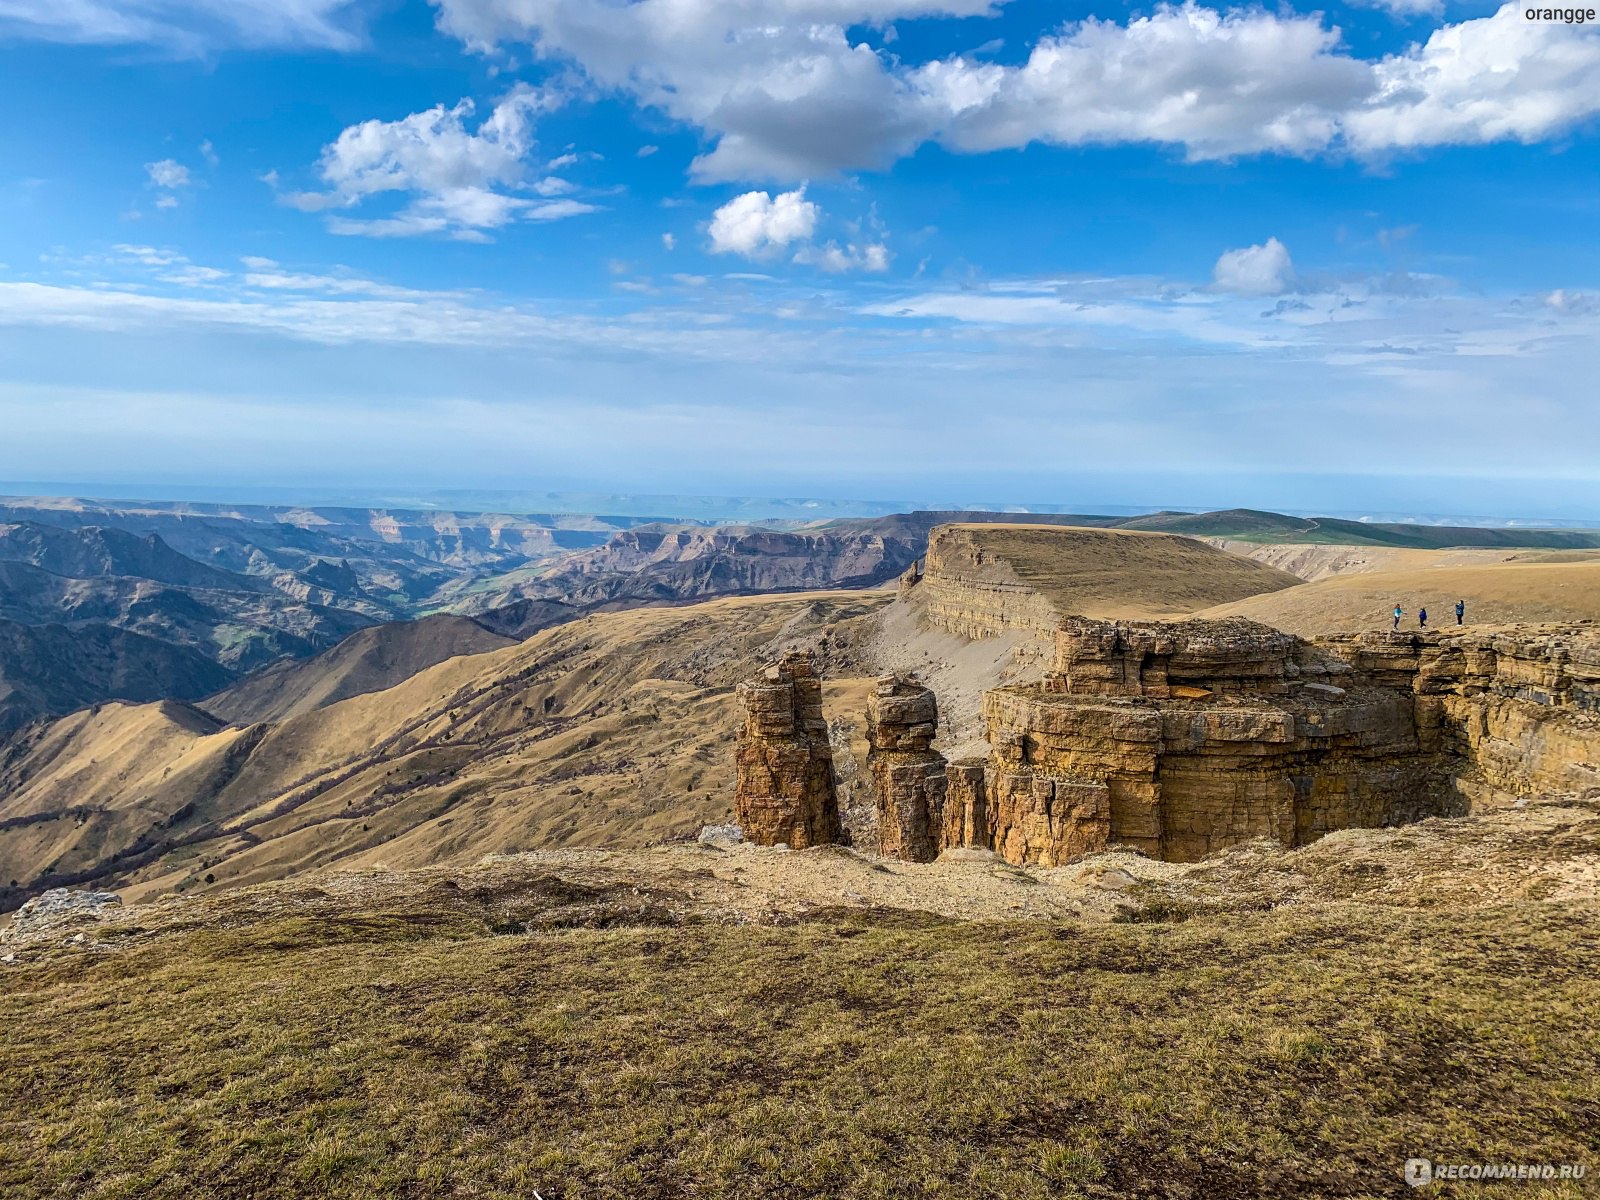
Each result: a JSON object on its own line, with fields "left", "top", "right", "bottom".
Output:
{"left": 733, "top": 652, "right": 841, "bottom": 848}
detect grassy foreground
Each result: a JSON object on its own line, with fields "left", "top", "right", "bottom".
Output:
{"left": 3, "top": 898, "right": 1598, "bottom": 1199}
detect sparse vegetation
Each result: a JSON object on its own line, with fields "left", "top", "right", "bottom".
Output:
{"left": 3, "top": 878, "right": 1598, "bottom": 1199}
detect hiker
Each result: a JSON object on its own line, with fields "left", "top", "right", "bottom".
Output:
{"left": 1456, "top": 599, "right": 1465, "bottom": 626}
{"left": 1392, "top": 604, "right": 1403, "bottom": 630}
{"left": 1419, "top": 607, "right": 1428, "bottom": 629}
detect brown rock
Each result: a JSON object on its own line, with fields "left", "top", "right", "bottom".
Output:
{"left": 733, "top": 652, "right": 841, "bottom": 848}
{"left": 867, "top": 674, "right": 948, "bottom": 861}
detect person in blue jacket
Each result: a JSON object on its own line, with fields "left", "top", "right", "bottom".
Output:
{"left": 1419, "top": 607, "right": 1429, "bottom": 629}
{"left": 1392, "top": 604, "right": 1403, "bottom": 630}
{"left": 1456, "top": 599, "right": 1466, "bottom": 625}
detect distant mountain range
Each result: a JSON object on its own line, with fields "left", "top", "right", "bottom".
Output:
{"left": 2, "top": 495, "right": 1599, "bottom": 735}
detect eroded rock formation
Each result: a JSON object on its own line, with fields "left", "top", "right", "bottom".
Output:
{"left": 860, "top": 617, "right": 1600, "bottom": 868}
{"left": 984, "top": 618, "right": 1433, "bottom": 863}
{"left": 866, "top": 675, "right": 948, "bottom": 861}
{"left": 733, "top": 652, "right": 841, "bottom": 847}
{"left": 736, "top": 620, "right": 1600, "bottom": 869}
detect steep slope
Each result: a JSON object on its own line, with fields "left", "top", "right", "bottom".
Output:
{"left": 0, "top": 590, "right": 890, "bottom": 908}
{"left": 1195, "top": 560, "right": 1600, "bottom": 635}
{"left": 202, "top": 615, "right": 517, "bottom": 726}
{"left": 0, "top": 622, "right": 235, "bottom": 734}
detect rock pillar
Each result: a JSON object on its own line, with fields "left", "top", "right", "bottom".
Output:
{"left": 733, "top": 653, "right": 841, "bottom": 847}
{"left": 867, "top": 675, "right": 949, "bottom": 862}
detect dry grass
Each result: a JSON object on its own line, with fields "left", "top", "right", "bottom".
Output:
{"left": 1197, "top": 560, "right": 1600, "bottom": 636}
{"left": 937, "top": 524, "right": 1302, "bottom": 620}
{"left": 3, "top": 858, "right": 1598, "bottom": 1199}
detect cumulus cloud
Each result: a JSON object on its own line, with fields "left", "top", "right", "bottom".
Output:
{"left": 282, "top": 87, "right": 598, "bottom": 239}
{"left": 429, "top": 0, "right": 1600, "bottom": 181}
{"left": 1213, "top": 238, "right": 1295, "bottom": 295}
{"left": 708, "top": 188, "right": 891, "bottom": 271}
{"left": 708, "top": 189, "right": 819, "bottom": 257}
{"left": 1344, "top": 5, "right": 1600, "bottom": 153}
{"left": 0, "top": 0, "right": 364, "bottom": 51}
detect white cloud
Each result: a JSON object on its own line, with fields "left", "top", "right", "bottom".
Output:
{"left": 0, "top": 0, "right": 364, "bottom": 52}
{"left": 794, "top": 241, "right": 891, "bottom": 273}
{"left": 146, "top": 159, "right": 192, "bottom": 190}
{"left": 283, "top": 87, "right": 598, "bottom": 239}
{"left": 708, "top": 188, "right": 892, "bottom": 272}
{"left": 430, "top": 0, "right": 1600, "bottom": 181}
{"left": 707, "top": 189, "right": 818, "bottom": 257}
{"left": 199, "top": 139, "right": 219, "bottom": 166}
{"left": 154, "top": 195, "right": 180, "bottom": 210}
{"left": 1345, "top": 5, "right": 1600, "bottom": 153}
{"left": 637, "top": 144, "right": 659, "bottom": 157}
{"left": 662, "top": 232, "right": 677, "bottom": 250}
{"left": 1213, "top": 238, "right": 1295, "bottom": 296}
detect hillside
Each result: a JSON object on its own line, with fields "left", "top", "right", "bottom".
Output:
{"left": 0, "top": 591, "right": 891, "bottom": 908}
{"left": 454, "top": 511, "right": 1153, "bottom": 617}
{"left": 0, "top": 558, "right": 377, "bottom": 672}
{"left": 2, "top": 798, "right": 1597, "bottom": 1198}
{"left": 201, "top": 615, "right": 518, "bottom": 726}
{"left": 1196, "top": 559, "right": 1600, "bottom": 636}
{"left": 0, "top": 621, "right": 234, "bottom": 734}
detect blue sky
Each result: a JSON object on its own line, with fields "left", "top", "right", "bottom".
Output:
{"left": 0, "top": 0, "right": 1597, "bottom": 517}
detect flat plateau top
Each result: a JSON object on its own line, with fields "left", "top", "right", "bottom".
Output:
{"left": 930, "top": 522, "right": 1303, "bottom": 619}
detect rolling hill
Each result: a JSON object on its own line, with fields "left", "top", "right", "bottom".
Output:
{"left": 0, "top": 590, "right": 891, "bottom": 908}
{"left": 201, "top": 615, "right": 518, "bottom": 726}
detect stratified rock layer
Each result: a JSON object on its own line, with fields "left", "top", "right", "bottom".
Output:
{"left": 733, "top": 653, "right": 841, "bottom": 848}
{"left": 866, "top": 675, "right": 948, "bottom": 862}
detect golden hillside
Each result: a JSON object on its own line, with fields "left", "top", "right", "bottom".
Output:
{"left": 1196, "top": 559, "right": 1600, "bottom": 636}
{"left": 0, "top": 590, "right": 890, "bottom": 904}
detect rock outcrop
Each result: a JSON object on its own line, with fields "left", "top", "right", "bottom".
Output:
{"left": 866, "top": 675, "right": 949, "bottom": 862}
{"left": 733, "top": 653, "right": 841, "bottom": 848}
{"left": 1318, "top": 624, "right": 1600, "bottom": 804}
{"left": 856, "top": 617, "right": 1600, "bottom": 868}
{"left": 983, "top": 618, "right": 1432, "bottom": 863}
{"left": 1, "top": 887, "right": 122, "bottom": 944}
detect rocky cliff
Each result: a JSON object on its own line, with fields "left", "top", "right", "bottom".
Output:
{"left": 733, "top": 653, "right": 842, "bottom": 848}
{"left": 904, "top": 524, "right": 1302, "bottom": 655}
{"left": 852, "top": 618, "right": 1600, "bottom": 868}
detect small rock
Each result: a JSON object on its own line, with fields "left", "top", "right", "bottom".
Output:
{"left": 1, "top": 888, "right": 122, "bottom": 944}
{"left": 697, "top": 823, "right": 745, "bottom": 846}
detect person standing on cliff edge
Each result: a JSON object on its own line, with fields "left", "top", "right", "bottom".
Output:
{"left": 1419, "top": 607, "right": 1429, "bottom": 629}
{"left": 1392, "top": 604, "right": 1404, "bottom": 630}
{"left": 1456, "top": 599, "right": 1466, "bottom": 625}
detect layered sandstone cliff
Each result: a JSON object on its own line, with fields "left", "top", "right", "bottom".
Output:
{"left": 734, "top": 620, "right": 1600, "bottom": 871}
{"left": 1319, "top": 624, "right": 1600, "bottom": 804}
{"left": 905, "top": 524, "right": 1301, "bottom": 653}
{"left": 983, "top": 619, "right": 1434, "bottom": 863}
{"left": 733, "top": 653, "right": 842, "bottom": 847}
